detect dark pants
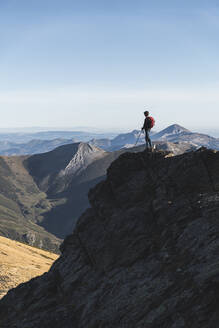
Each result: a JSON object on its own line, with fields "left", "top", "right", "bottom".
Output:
{"left": 145, "top": 129, "right": 152, "bottom": 149}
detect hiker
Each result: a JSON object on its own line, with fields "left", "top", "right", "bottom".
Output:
{"left": 142, "top": 111, "right": 155, "bottom": 150}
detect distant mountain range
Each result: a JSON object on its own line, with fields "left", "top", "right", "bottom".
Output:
{"left": 0, "top": 138, "right": 76, "bottom": 155}
{"left": 91, "top": 124, "right": 219, "bottom": 151}
{"left": 151, "top": 124, "right": 219, "bottom": 149}
{"left": 1, "top": 124, "right": 218, "bottom": 155}
{"left": 90, "top": 129, "right": 152, "bottom": 151}
{"left": 0, "top": 130, "right": 118, "bottom": 144}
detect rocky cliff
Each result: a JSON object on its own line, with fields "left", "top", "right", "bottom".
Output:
{"left": 1, "top": 148, "right": 219, "bottom": 327}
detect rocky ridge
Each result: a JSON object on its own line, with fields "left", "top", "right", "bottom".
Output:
{"left": 58, "top": 143, "right": 106, "bottom": 177}
{"left": 1, "top": 148, "right": 219, "bottom": 327}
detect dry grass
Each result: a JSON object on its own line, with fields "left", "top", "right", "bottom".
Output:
{"left": 0, "top": 235, "right": 59, "bottom": 299}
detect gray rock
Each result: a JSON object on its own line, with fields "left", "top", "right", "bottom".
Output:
{"left": 1, "top": 148, "right": 219, "bottom": 327}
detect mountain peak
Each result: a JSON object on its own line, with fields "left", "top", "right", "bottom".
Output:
{"left": 26, "top": 142, "right": 107, "bottom": 194}
{"left": 153, "top": 124, "right": 190, "bottom": 140}
{"left": 165, "top": 124, "right": 190, "bottom": 133}
{"left": 59, "top": 142, "right": 106, "bottom": 177}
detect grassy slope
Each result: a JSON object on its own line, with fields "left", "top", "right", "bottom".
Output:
{"left": 0, "top": 156, "right": 61, "bottom": 252}
{"left": 0, "top": 235, "right": 58, "bottom": 299}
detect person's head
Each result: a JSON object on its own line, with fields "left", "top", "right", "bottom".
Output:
{"left": 144, "top": 111, "right": 149, "bottom": 117}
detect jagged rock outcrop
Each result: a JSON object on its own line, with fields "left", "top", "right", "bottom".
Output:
{"left": 1, "top": 148, "right": 219, "bottom": 327}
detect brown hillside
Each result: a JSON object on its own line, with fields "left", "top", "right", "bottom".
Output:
{"left": 0, "top": 236, "right": 58, "bottom": 299}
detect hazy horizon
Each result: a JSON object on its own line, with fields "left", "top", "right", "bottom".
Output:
{"left": 0, "top": 125, "right": 219, "bottom": 138}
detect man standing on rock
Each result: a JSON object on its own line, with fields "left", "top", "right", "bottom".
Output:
{"left": 142, "top": 111, "right": 155, "bottom": 150}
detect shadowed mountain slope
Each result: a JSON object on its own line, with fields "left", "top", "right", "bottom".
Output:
{"left": 26, "top": 143, "right": 108, "bottom": 193}
{"left": 0, "top": 143, "right": 113, "bottom": 245}
{"left": 1, "top": 148, "right": 219, "bottom": 327}
{"left": 0, "top": 142, "right": 121, "bottom": 248}
{"left": 25, "top": 143, "right": 118, "bottom": 238}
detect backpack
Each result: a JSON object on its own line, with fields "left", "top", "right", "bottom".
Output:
{"left": 147, "top": 116, "right": 155, "bottom": 129}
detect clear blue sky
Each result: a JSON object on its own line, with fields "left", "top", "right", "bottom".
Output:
{"left": 1, "top": 0, "right": 219, "bottom": 132}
